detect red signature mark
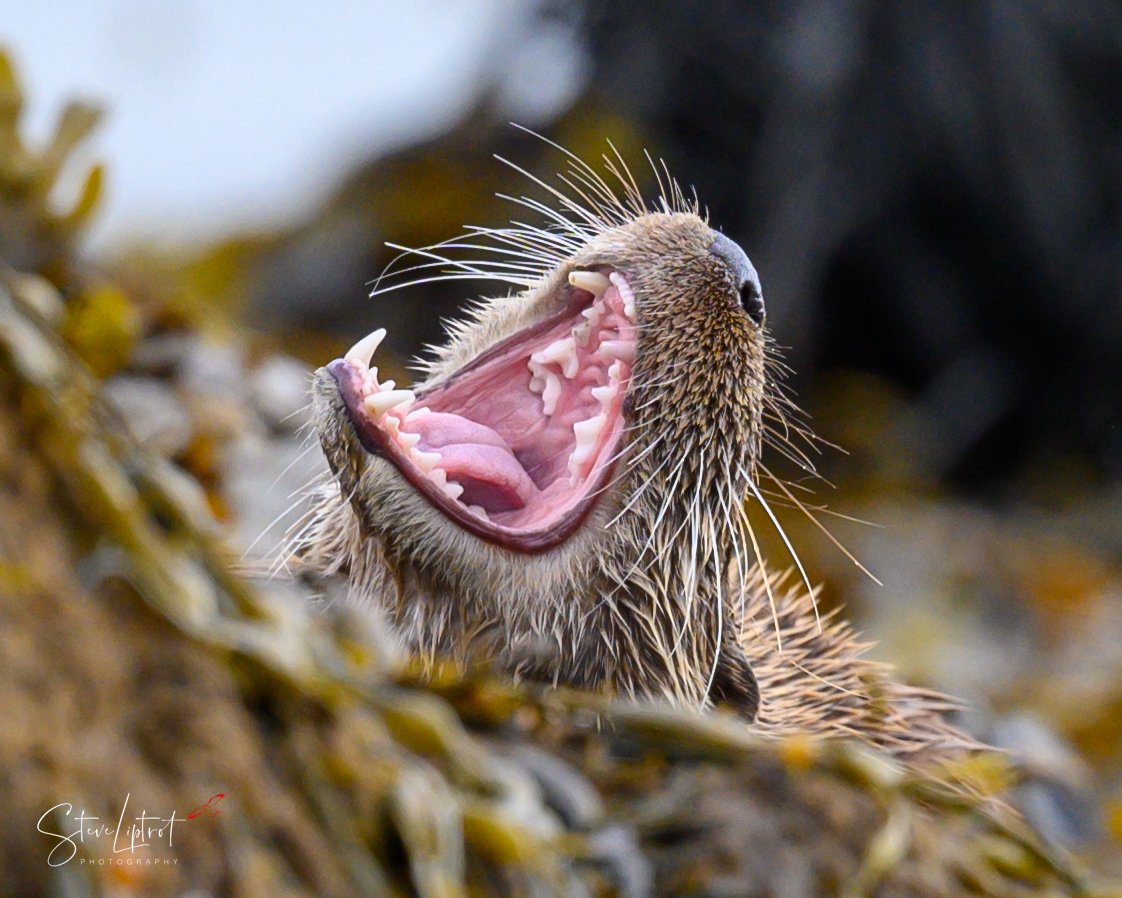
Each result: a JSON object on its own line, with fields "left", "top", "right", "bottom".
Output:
{"left": 187, "top": 793, "right": 225, "bottom": 819}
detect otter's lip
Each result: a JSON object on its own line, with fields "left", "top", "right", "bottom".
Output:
{"left": 327, "top": 268, "right": 637, "bottom": 553}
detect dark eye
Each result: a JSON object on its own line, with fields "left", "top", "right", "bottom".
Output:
{"left": 739, "top": 281, "right": 765, "bottom": 326}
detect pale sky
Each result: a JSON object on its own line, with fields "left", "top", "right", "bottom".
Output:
{"left": 3, "top": 0, "right": 584, "bottom": 249}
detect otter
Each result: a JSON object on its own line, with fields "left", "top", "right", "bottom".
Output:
{"left": 296, "top": 142, "right": 972, "bottom": 760}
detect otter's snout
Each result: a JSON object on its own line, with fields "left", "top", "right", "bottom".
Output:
{"left": 709, "top": 231, "right": 764, "bottom": 325}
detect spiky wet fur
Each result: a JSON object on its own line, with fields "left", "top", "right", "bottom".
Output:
{"left": 295, "top": 138, "right": 976, "bottom": 760}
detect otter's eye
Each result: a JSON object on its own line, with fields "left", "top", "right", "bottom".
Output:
{"left": 739, "top": 281, "right": 765, "bottom": 326}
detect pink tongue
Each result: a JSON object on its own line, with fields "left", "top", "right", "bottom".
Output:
{"left": 409, "top": 412, "right": 537, "bottom": 512}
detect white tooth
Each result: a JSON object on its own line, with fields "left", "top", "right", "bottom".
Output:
{"left": 581, "top": 305, "right": 603, "bottom": 330}
{"left": 568, "top": 271, "right": 611, "bottom": 295}
{"left": 345, "top": 327, "right": 387, "bottom": 368}
{"left": 411, "top": 449, "right": 441, "bottom": 472}
{"left": 609, "top": 272, "right": 636, "bottom": 320}
{"left": 443, "top": 481, "right": 464, "bottom": 501}
{"left": 404, "top": 406, "right": 431, "bottom": 425}
{"left": 429, "top": 468, "right": 448, "bottom": 488}
{"left": 591, "top": 384, "right": 616, "bottom": 405}
{"left": 468, "top": 504, "right": 489, "bottom": 520}
{"left": 541, "top": 372, "right": 562, "bottom": 416}
{"left": 531, "top": 336, "right": 579, "bottom": 378}
{"left": 529, "top": 375, "right": 545, "bottom": 394}
{"left": 398, "top": 430, "right": 421, "bottom": 450}
{"left": 572, "top": 322, "right": 592, "bottom": 347}
{"left": 600, "top": 341, "right": 634, "bottom": 363}
{"left": 364, "top": 389, "right": 414, "bottom": 417}
{"left": 570, "top": 413, "right": 606, "bottom": 476}
{"left": 381, "top": 379, "right": 396, "bottom": 391}
{"left": 573, "top": 413, "right": 606, "bottom": 448}
{"left": 608, "top": 361, "right": 623, "bottom": 382}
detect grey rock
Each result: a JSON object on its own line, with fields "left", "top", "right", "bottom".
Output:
{"left": 250, "top": 355, "right": 312, "bottom": 431}
{"left": 103, "top": 375, "right": 193, "bottom": 457}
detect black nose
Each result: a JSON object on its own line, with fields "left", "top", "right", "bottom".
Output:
{"left": 709, "top": 231, "right": 765, "bottom": 325}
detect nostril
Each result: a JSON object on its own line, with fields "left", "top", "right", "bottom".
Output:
{"left": 740, "top": 281, "right": 765, "bottom": 325}
{"left": 709, "top": 231, "right": 765, "bottom": 326}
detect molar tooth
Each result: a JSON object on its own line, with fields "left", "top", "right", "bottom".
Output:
{"left": 531, "top": 335, "right": 579, "bottom": 378}
{"left": 568, "top": 270, "right": 611, "bottom": 295}
{"left": 468, "top": 505, "right": 489, "bottom": 520}
{"left": 411, "top": 449, "right": 441, "bottom": 472}
{"left": 429, "top": 468, "right": 448, "bottom": 488}
{"left": 608, "top": 361, "right": 623, "bottom": 382}
{"left": 397, "top": 430, "right": 421, "bottom": 450}
{"left": 572, "top": 321, "right": 592, "bottom": 347}
{"left": 345, "top": 327, "right": 386, "bottom": 368}
{"left": 600, "top": 340, "right": 635, "bottom": 364}
{"left": 443, "top": 480, "right": 465, "bottom": 500}
{"left": 541, "top": 371, "right": 562, "bottom": 416}
{"left": 404, "top": 406, "right": 431, "bottom": 425}
{"left": 581, "top": 305, "right": 603, "bottom": 331}
{"left": 529, "top": 375, "right": 545, "bottom": 394}
{"left": 364, "top": 389, "right": 414, "bottom": 417}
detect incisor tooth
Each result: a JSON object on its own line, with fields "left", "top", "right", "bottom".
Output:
{"left": 364, "top": 389, "right": 414, "bottom": 417}
{"left": 568, "top": 270, "right": 611, "bottom": 295}
{"left": 345, "top": 327, "right": 387, "bottom": 368}
{"left": 609, "top": 272, "right": 636, "bottom": 320}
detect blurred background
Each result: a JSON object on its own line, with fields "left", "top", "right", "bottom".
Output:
{"left": 3, "top": 0, "right": 1120, "bottom": 871}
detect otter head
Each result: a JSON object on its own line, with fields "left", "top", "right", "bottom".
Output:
{"left": 305, "top": 153, "right": 771, "bottom": 718}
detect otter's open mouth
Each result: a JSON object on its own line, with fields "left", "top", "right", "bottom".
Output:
{"left": 326, "top": 268, "right": 637, "bottom": 552}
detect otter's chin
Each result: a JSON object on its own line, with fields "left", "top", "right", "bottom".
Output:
{"left": 326, "top": 268, "right": 638, "bottom": 553}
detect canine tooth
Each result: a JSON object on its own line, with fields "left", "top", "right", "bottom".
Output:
{"left": 398, "top": 430, "right": 421, "bottom": 450}
{"left": 568, "top": 270, "right": 611, "bottom": 295}
{"left": 468, "top": 504, "right": 489, "bottom": 520}
{"left": 364, "top": 389, "right": 414, "bottom": 417}
{"left": 411, "top": 449, "right": 441, "bottom": 472}
{"left": 591, "top": 384, "right": 616, "bottom": 405}
{"left": 609, "top": 272, "right": 636, "bottom": 320}
{"left": 541, "top": 372, "right": 562, "bottom": 415}
{"left": 443, "top": 481, "right": 464, "bottom": 500}
{"left": 345, "top": 327, "right": 386, "bottom": 368}
{"left": 600, "top": 340, "right": 634, "bottom": 363}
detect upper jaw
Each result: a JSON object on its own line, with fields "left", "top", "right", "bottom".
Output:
{"left": 321, "top": 266, "right": 639, "bottom": 554}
